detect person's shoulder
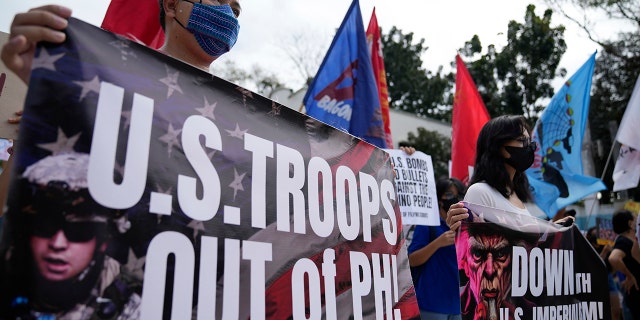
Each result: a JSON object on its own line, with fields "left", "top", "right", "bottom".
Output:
{"left": 466, "top": 182, "right": 494, "bottom": 195}
{"left": 613, "top": 235, "right": 632, "bottom": 248}
{"left": 464, "top": 182, "right": 498, "bottom": 208}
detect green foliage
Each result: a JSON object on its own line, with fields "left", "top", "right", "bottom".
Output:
{"left": 457, "top": 5, "right": 567, "bottom": 122}
{"left": 399, "top": 128, "right": 451, "bottom": 180}
{"left": 211, "top": 60, "right": 285, "bottom": 97}
{"left": 381, "top": 27, "right": 453, "bottom": 121}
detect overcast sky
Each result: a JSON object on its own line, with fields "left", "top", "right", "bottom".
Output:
{"left": 2, "top": 0, "right": 630, "bottom": 90}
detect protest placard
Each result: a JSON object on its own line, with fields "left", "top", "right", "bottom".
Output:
{"left": 384, "top": 149, "right": 438, "bottom": 226}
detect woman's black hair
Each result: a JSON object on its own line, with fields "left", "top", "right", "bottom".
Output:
{"left": 159, "top": 0, "right": 167, "bottom": 31}
{"left": 469, "top": 115, "right": 532, "bottom": 202}
{"left": 435, "top": 177, "right": 466, "bottom": 201}
{"left": 612, "top": 209, "right": 634, "bottom": 234}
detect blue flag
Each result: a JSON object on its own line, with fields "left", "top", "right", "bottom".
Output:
{"left": 303, "top": 0, "right": 387, "bottom": 148}
{"left": 526, "top": 52, "right": 606, "bottom": 218}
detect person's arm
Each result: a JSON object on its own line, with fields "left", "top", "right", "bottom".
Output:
{"left": 608, "top": 248, "right": 639, "bottom": 293}
{"left": 408, "top": 230, "right": 455, "bottom": 267}
{"left": 1, "top": 5, "right": 72, "bottom": 85}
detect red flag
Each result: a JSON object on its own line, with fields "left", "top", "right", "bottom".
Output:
{"left": 451, "top": 54, "right": 490, "bottom": 184}
{"left": 366, "top": 8, "right": 394, "bottom": 148}
{"left": 101, "top": 0, "right": 165, "bottom": 49}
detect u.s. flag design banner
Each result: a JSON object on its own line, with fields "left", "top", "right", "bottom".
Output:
{"left": 0, "top": 18, "right": 419, "bottom": 319}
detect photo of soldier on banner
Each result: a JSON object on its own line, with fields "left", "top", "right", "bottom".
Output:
{"left": 456, "top": 202, "right": 611, "bottom": 320}
{"left": 0, "top": 18, "right": 420, "bottom": 319}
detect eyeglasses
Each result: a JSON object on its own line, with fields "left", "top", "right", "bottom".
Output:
{"left": 515, "top": 137, "right": 536, "bottom": 149}
{"left": 442, "top": 192, "right": 462, "bottom": 201}
{"left": 516, "top": 137, "right": 530, "bottom": 146}
{"left": 29, "top": 218, "right": 105, "bottom": 243}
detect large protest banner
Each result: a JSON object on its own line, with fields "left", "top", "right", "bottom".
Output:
{"left": 0, "top": 19, "right": 420, "bottom": 319}
{"left": 456, "top": 202, "right": 611, "bottom": 320}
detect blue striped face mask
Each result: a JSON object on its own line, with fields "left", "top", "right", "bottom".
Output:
{"left": 175, "top": 0, "right": 240, "bottom": 57}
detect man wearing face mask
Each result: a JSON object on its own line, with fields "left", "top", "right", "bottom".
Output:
{"left": 1, "top": 0, "right": 241, "bottom": 85}
{"left": 407, "top": 177, "right": 465, "bottom": 320}
{"left": 157, "top": 0, "right": 240, "bottom": 70}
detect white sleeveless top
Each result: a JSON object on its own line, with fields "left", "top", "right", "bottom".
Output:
{"left": 464, "top": 182, "right": 531, "bottom": 216}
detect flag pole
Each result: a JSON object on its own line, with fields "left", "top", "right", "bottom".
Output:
{"left": 600, "top": 140, "right": 618, "bottom": 181}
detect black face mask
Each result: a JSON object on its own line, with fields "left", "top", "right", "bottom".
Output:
{"left": 441, "top": 197, "right": 460, "bottom": 212}
{"left": 504, "top": 142, "right": 536, "bottom": 172}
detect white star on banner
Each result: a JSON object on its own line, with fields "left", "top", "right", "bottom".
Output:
{"left": 187, "top": 220, "right": 205, "bottom": 240}
{"left": 195, "top": 96, "right": 217, "bottom": 120}
{"left": 32, "top": 48, "right": 65, "bottom": 72}
{"left": 225, "top": 123, "right": 248, "bottom": 140}
{"left": 109, "top": 39, "right": 137, "bottom": 61}
{"left": 122, "top": 249, "right": 146, "bottom": 281}
{"left": 73, "top": 75, "right": 101, "bottom": 101}
{"left": 158, "top": 123, "right": 182, "bottom": 157}
{"left": 37, "top": 127, "right": 81, "bottom": 155}
{"left": 229, "top": 168, "right": 246, "bottom": 200}
{"left": 159, "top": 67, "right": 183, "bottom": 98}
